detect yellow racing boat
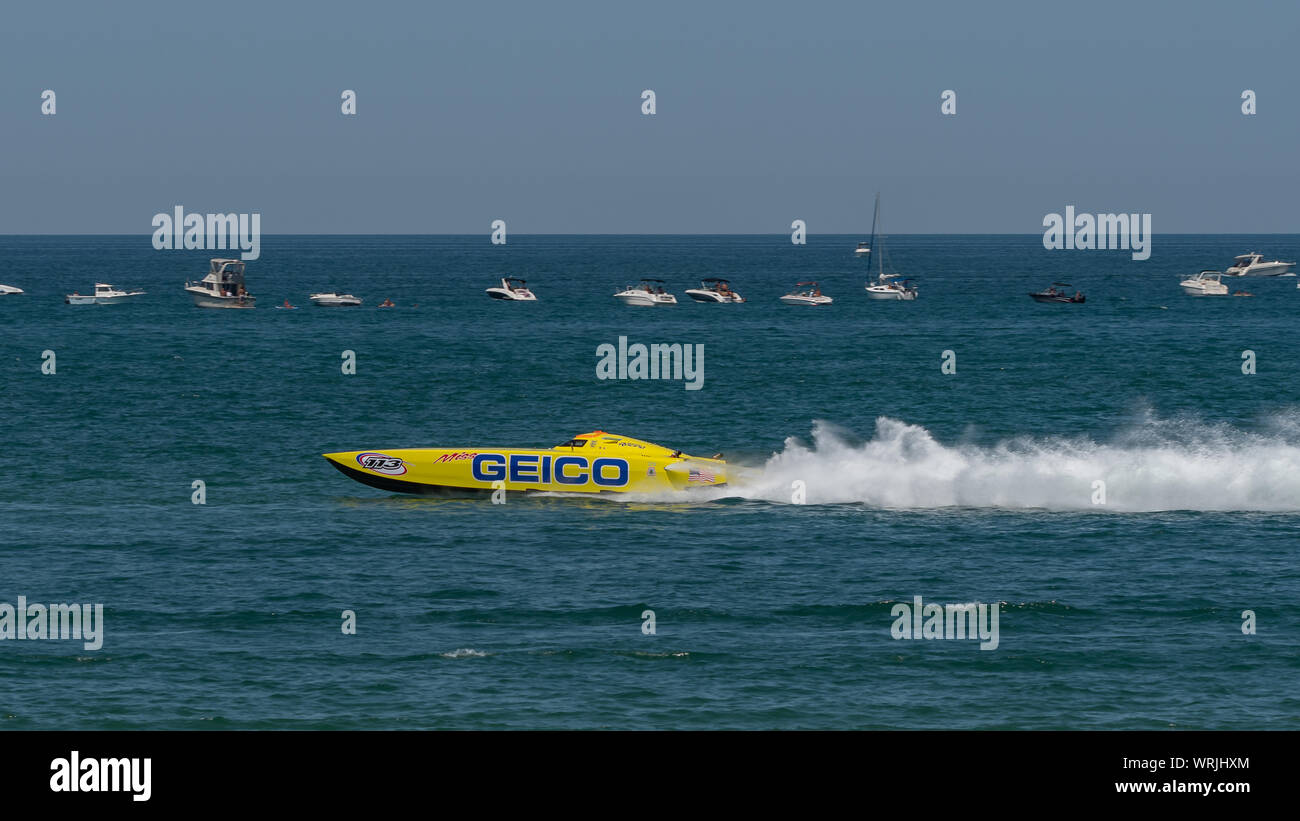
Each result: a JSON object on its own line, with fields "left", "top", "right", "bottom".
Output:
{"left": 323, "top": 431, "right": 728, "bottom": 495}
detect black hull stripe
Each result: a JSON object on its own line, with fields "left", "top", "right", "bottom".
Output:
{"left": 326, "top": 460, "right": 490, "bottom": 496}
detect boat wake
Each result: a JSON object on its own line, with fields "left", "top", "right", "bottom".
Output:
{"left": 721, "top": 416, "right": 1300, "bottom": 512}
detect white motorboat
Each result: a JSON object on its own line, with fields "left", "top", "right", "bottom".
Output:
{"left": 65, "top": 282, "right": 146, "bottom": 304}
{"left": 0, "top": 284, "right": 23, "bottom": 296}
{"left": 780, "top": 281, "right": 832, "bottom": 306}
{"left": 865, "top": 273, "right": 918, "bottom": 300}
{"left": 614, "top": 279, "right": 677, "bottom": 306}
{"left": 310, "top": 292, "right": 363, "bottom": 307}
{"left": 854, "top": 241, "right": 871, "bottom": 256}
{"left": 185, "top": 259, "right": 255, "bottom": 308}
{"left": 1180, "top": 271, "right": 1228, "bottom": 296}
{"left": 485, "top": 277, "right": 537, "bottom": 301}
{"left": 861, "top": 193, "right": 916, "bottom": 301}
{"left": 1224, "top": 252, "right": 1294, "bottom": 277}
{"left": 684, "top": 278, "right": 744, "bottom": 303}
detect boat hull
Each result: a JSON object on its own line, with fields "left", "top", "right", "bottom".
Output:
{"left": 1029, "top": 293, "right": 1084, "bottom": 303}
{"left": 187, "top": 288, "right": 255, "bottom": 309}
{"left": 66, "top": 293, "right": 144, "bottom": 304}
{"left": 685, "top": 289, "right": 742, "bottom": 303}
{"left": 865, "top": 287, "right": 915, "bottom": 300}
{"left": 780, "top": 295, "right": 832, "bottom": 305}
{"left": 615, "top": 293, "right": 676, "bottom": 306}
{"left": 486, "top": 288, "right": 536, "bottom": 300}
{"left": 323, "top": 447, "right": 727, "bottom": 495}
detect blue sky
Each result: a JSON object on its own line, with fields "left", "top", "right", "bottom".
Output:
{"left": 3, "top": 0, "right": 1298, "bottom": 233}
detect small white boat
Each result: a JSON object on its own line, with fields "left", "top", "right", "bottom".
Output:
{"left": 865, "top": 273, "right": 917, "bottom": 300}
{"left": 485, "top": 277, "right": 537, "bottom": 301}
{"left": 0, "top": 284, "right": 23, "bottom": 296}
{"left": 1180, "top": 271, "right": 1229, "bottom": 296}
{"left": 614, "top": 279, "right": 677, "bottom": 306}
{"left": 310, "top": 292, "right": 363, "bottom": 307}
{"left": 185, "top": 259, "right": 255, "bottom": 309}
{"left": 854, "top": 242, "right": 871, "bottom": 256}
{"left": 65, "top": 282, "right": 146, "bottom": 304}
{"left": 1224, "top": 252, "right": 1294, "bottom": 277}
{"left": 780, "top": 281, "right": 832, "bottom": 306}
{"left": 684, "top": 278, "right": 744, "bottom": 303}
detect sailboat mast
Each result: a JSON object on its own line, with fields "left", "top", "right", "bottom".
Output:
{"left": 868, "top": 193, "right": 880, "bottom": 277}
{"left": 873, "top": 194, "right": 883, "bottom": 277}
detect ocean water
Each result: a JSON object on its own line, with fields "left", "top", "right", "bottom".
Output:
{"left": 1, "top": 234, "right": 1298, "bottom": 729}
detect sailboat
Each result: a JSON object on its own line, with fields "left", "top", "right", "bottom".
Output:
{"left": 863, "top": 194, "right": 917, "bottom": 300}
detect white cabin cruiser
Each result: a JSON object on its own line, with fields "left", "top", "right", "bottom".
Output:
{"left": 865, "top": 273, "right": 917, "bottom": 300}
{"left": 485, "top": 277, "right": 537, "bottom": 301}
{"left": 310, "top": 292, "right": 363, "bottom": 307}
{"left": 684, "top": 278, "right": 744, "bottom": 303}
{"left": 66, "top": 283, "right": 146, "bottom": 304}
{"left": 780, "top": 281, "right": 832, "bottom": 306}
{"left": 1224, "top": 252, "right": 1294, "bottom": 277}
{"left": 854, "top": 242, "right": 871, "bottom": 256}
{"left": 0, "top": 284, "right": 23, "bottom": 296}
{"left": 614, "top": 279, "right": 677, "bottom": 306}
{"left": 1180, "top": 271, "right": 1228, "bottom": 296}
{"left": 185, "top": 259, "right": 255, "bottom": 308}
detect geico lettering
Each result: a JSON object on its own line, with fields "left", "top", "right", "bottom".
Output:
{"left": 473, "top": 454, "right": 630, "bottom": 487}
{"left": 472, "top": 453, "right": 507, "bottom": 481}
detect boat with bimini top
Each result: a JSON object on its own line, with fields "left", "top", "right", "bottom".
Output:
{"left": 485, "top": 277, "right": 537, "bottom": 300}
{"left": 684, "top": 278, "right": 744, "bottom": 303}
{"left": 614, "top": 279, "right": 677, "bottom": 306}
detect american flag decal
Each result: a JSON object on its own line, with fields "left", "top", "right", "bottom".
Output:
{"left": 688, "top": 468, "right": 717, "bottom": 484}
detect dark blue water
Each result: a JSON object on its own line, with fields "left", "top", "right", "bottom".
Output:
{"left": 1, "top": 234, "right": 1297, "bottom": 728}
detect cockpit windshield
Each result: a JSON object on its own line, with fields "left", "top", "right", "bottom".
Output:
{"left": 554, "top": 439, "right": 587, "bottom": 448}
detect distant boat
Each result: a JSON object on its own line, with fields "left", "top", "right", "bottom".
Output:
{"left": 1180, "top": 271, "right": 1228, "bottom": 296}
{"left": 65, "top": 283, "right": 146, "bottom": 304}
{"left": 1029, "top": 282, "right": 1085, "bottom": 303}
{"left": 485, "top": 277, "right": 537, "bottom": 301}
{"left": 310, "top": 292, "right": 363, "bottom": 307}
{"left": 0, "top": 284, "right": 25, "bottom": 296}
{"left": 780, "top": 281, "right": 832, "bottom": 306}
{"left": 684, "top": 278, "right": 744, "bottom": 303}
{"left": 1224, "top": 252, "right": 1294, "bottom": 277}
{"left": 185, "top": 259, "right": 255, "bottom": 308}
